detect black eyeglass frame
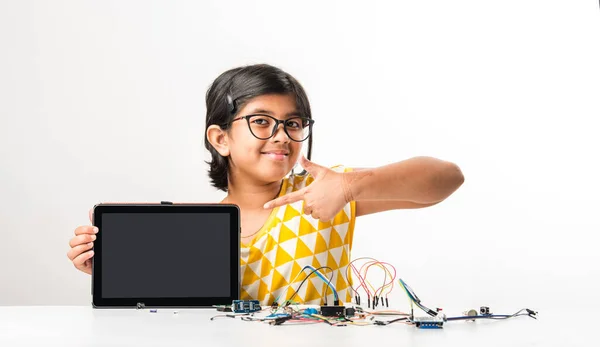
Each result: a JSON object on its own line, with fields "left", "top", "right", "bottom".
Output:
{"left": 225, "top": 114, "right": 315, "bottom": 142}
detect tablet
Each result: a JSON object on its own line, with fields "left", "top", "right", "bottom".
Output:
{"left": 91, "top": 202, "right": 240, "bottom": 308}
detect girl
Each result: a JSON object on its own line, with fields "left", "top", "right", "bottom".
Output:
{"left": 67, "top": 64, "right": 464, "bottom": 306}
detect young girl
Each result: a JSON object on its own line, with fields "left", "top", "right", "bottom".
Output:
{"left": 67, "top": 64, "right": 464, "bottom": 306}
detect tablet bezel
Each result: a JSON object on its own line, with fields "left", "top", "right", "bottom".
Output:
{"left": 91, "top": 203, "right": 240, "bottom": 308}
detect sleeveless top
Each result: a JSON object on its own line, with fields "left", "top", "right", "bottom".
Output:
{"left": 239, "top": 165, "right": 356, "bottom": 305}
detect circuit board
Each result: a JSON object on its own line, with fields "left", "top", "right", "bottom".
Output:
{"left": 232, "top": 300, "right": 261, "bottom": 313}
{"left": 412, "top": 316, "right": 445, "bottom": 329}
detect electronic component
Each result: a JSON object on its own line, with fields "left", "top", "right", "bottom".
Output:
{"left": 265, "top": 313, "right": 291, "bottom": 319}
{"left": 91, "top": 203, "right": 240, "bottom": 308}
{"left": 232, "top": 300, "right": 261, "bottom": 313}
{"left": 269, "top": 316, "right": 293, "bottom": 325}
{"left": 412, "top": 316, "right": 445, "bottom": 329}
{"left": 463, "top": 309, "right": 478, "bottom": 321}
{"left": 320, "top": 305, "right": 346, "bottom": 317}
{"left": 447, "top": 308, "right": 537, "bottom": 322}
{"left": 214, "top": 305, "right": 232, "bottom": 312}
{"left": 464, "top": 309, "right": 478, "bottom": 316}
{"left": 526, "top": 309, "right": 538, "bottom": 318}
{"left": 303, "top": 308, "right": 318, "bottom": 315}
{"left": 206, "top": 256, "right": 538, "bottom": 329}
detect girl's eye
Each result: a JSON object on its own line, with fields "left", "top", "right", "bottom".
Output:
{"left": 286, "top": 120, "right": 301, "bottom": 128}
{"left": 251, "top": 117, "right": 272, "bottom": 126}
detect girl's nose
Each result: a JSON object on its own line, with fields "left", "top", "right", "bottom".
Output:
{"left": 271, "top": 123, "right": 290, "bottom": 143}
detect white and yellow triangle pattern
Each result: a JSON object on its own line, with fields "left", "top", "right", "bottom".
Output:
{"left": 239, "top": 165, "right": 356, "bottom": 306}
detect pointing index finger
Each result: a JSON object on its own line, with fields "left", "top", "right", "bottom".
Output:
{"left": 263, "top": 190, "right": 304, "bottom": 209}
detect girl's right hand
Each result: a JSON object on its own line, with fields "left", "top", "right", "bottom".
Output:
{"left": 67, "top": 208, "right": 97, "bottom": 275}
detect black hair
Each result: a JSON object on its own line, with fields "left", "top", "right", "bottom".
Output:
{"left": 204, "top": 64, "right": 313, "bottom": 192}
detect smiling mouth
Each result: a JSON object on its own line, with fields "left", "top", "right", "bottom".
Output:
{"left": 261, "top": 152, "right": 289, "bottom": 161}
{"left": 261, "top": 152, "right": 289, "bottom": 156}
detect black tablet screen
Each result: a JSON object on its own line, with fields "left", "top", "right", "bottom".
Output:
{"left": 100, "top": 213, "right": 231, "bottom": 298}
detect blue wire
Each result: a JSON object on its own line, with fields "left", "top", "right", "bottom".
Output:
{"left": 447, "top": 314, "right": 524, "bottom": 321}
{"left": 305, "top": 265, "right": 339, "bottom": 300}
{"left": 274, "top": 265, "right": 339, "bottom": 305}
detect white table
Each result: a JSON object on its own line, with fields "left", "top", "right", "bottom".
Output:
{"left": 0, "top": 306, "right": 583, "bottom": 346}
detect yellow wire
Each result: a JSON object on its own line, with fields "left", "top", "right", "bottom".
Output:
{"left": 376, "top": 263, "right": 396, "bottom": 297}
{"left": 346, "top": 259, "right": 396, "bottom": 300}
{"left": 361, "top": 262, "right": 394, "bottom": 297}
{"left": 397, "top": 279, "right": 416, "bottom": 315}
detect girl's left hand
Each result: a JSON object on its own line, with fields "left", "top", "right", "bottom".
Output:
{"left": 263, "top": 155, "right": 352, "bottom": 221}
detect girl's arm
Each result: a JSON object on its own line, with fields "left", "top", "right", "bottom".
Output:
{"left": 264, "top": 156, "right": 464, "bottom": 221}
{"left": 350, "top": 156, "right": 464, "bottom": 216}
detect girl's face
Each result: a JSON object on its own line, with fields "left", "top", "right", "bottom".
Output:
{"left": 225, "top": 93, "right": 305, "bottom": 184}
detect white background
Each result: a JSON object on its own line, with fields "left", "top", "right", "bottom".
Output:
{"left": 0, "top": 0, "right": 598, "bottom": 318}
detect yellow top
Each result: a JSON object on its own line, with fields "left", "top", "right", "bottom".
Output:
{"left": 239, "top": 165, "right": 356, "bottom": 306}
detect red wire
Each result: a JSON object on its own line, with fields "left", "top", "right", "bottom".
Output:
{"left": 348, "top": 258, "right": 398, "bottom": 300}
{"left": 346, "top": 257, "right": 370, "bottom": 295}
{"left": 364, "top": 261, "right": 388, "bottom": 297}
{"left": 369, "top": 261, "right": 396, "bottom": 298}
{"left": 350, "top": 263, "right": 370, "bottom": 296}
{"left": 347, "top": 257, "right": 379, "bottom": 297}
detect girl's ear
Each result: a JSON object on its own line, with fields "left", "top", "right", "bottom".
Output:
{"left": 206, "top": 125, "right": 230, "bottom": 157}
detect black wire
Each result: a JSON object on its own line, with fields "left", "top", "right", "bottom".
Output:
{"left": 285, "top": 266, "right": 337, "bottom": 306}
{"left": 286, "top": 266, "right": 334, "bottom": 305}
{"left": 415, "top": 302, "right": 438, "bottom": 317}
{"left": 313, "top": 266, "right": 335, "bottom": 305}
{"left": 210, "top": 313, "right": 249, "bottom": 320}
{"left": 374, "top": 317, "right": 408, "bottom": 325}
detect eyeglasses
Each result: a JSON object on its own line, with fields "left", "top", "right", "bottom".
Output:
{"left": 226, "top": 114, "right": 314, "bottom": 142}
